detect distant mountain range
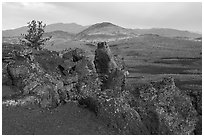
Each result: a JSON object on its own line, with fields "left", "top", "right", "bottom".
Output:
{"left": 133, "top": 28, "right": 201, "bottom": 38}
{"left": 45, "top": 23, "right": 88, "bottom": 34}
{"left": 2, "top": 23, "right": 88, "bottom": 37}
{"left": 2, "top": 22, "right": 202, "bottom": 40}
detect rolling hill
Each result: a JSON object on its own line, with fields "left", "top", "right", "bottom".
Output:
{"left": 2, "top": 23, "right": 88, "bottom": 37}
{"left": 42, "top": 31, "right": 83, "bottom": 51}
{"left": 2, "top": 26, "right": 27, "bottom": 37}
{"left": 43, "top": 30, "right": 75, "bottom": 39}
{"left": 44, "top": 23, "right": 88, "bottom": 34}
{"left": 75, "top": 22, "right": 137, "bottom": 41}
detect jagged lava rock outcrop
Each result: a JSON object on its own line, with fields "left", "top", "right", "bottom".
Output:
{"left": 2, "top": 42, "right": 200, "bottom": 135}
{"left": 2, "top": 43, "right": 99, "bottom": 108}
{"left": 129, "top": 77, "right": 198, "bottom": 134}
{"left": 94, "top": 42, "right": 126, "bottom": 91}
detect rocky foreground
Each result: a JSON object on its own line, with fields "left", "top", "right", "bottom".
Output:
{"left": 2, "top": 42, "right": 202, "bottom": 135}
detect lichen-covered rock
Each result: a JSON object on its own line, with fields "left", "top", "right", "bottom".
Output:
{"left": 183, "top": 89, "right": 202, "bottom": 134}
{"left": 194, "top": 115, "right": 202, "bottom": 135}
{"left": 2, "top": 42, "right": 200, "bottom": 135}
{"left": 2, "top": 63, "right": 12, "bottom": 85}
{"left": 98, "top": 98, "right": 149, "bottom": 134}
{"left": 7, "top": 61, "right": 31, "bottom": 89}
{"left": 2, "top": 43, "right": 102, "bottom": 109}
{"left": 6, "top": 61, "right": 65, "bottom": 108}
{"left": 94, "top": 42, "right": 126, "bottom": 91}
{"left": 2, "top": 44, "right": 68, "bottom": 108}
{"left": 97, "top": 90, "right": 149, "bottom": 135}
{"left": 184, "top": 90, "right": 202, "bottom": 115}
{"left": 130, "top": 77, "right": 198, "bottom": 135}
{"left": 94, "top": 42, "right": 113, "bottom": 74}
{"left": 61, "top": 48, "right": 86, "bottom": 62}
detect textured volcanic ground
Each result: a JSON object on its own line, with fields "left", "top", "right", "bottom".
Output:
{"left": 2, "top": 102, "right": 115, "bottom": 135}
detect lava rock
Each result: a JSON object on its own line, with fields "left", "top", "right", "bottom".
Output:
{"left": 94, "top": 42, "right": 126, "bottom": 91}
{"left": 131, "top": 77, "right": 198, "bottom": 135}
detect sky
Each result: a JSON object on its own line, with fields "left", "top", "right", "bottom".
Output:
{"left": 2, "top": 2, "right": 202, "bottom": 33}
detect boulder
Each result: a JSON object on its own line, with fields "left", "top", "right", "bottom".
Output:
{"left": 130, "top": 77, "right": 198, "bottom": 135}
{"left": 94, "top": 42, "right": 126, "bottom": 91}
{"left": 97, "top": 90, "right": 149, "bottom": 134}
{"left": 2, "top": 44, "right": 69, "bottom": 108}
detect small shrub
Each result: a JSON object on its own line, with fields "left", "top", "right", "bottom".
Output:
{"left": 21, "top": 20, "right": 51, "bottom": 50}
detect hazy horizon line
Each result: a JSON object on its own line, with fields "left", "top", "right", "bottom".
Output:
{"left": 2, "top": 21, "right": 202, "bottom": 34}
